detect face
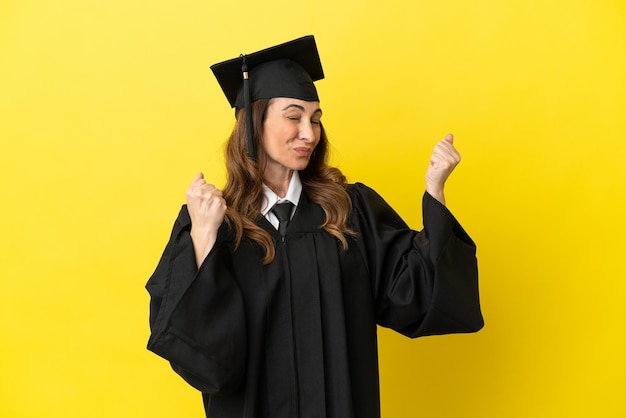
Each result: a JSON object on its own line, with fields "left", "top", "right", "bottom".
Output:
{"left": 261, "top": 97, "right": 322, "bottom": 177}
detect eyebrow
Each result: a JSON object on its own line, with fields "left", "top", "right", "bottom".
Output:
{"left": 281, "top": 104, "right": 323, "bottom": 115}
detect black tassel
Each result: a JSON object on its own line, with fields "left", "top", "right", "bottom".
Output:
{"left": 241, "top": 56, "right": 256, "bottom": 161}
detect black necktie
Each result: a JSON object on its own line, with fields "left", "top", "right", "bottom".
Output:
{"left": 271, "top": 202, "right": 294, "bottom": 239}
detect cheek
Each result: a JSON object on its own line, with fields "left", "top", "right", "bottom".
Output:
{"left": 311, "top": 135, "right": 323, "bottom": 154}
{"left": 313, "top": 130, "right": 322, "bottom": 147}
{"left": 261, "top": 130, "right": 289, "bottom": 156}
{"left": 266, "top": 124, "right": 295, "bottom": 143}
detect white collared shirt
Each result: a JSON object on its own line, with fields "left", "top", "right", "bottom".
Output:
{"left": 261, "top": 171, "right": 302, "bottom": 230}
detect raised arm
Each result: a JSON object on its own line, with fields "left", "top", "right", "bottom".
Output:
{"left": 186, "top": 172, "right": 227, "bottom": 268}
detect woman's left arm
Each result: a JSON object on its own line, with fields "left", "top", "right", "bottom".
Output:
{"left": 350, "top": 134, "right": 483, "bottom": 337}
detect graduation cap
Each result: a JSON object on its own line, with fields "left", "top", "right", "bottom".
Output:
{"left": 210, "top": 35, "right": 324, "bottom": 161}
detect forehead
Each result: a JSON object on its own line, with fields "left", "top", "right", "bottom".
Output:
{"left": 268, "top": 97, "right": 322, "bottom": 112}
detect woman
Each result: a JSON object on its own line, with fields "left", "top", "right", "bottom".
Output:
{"left": 147, "top": 36, "right": 483, "bottom": 418}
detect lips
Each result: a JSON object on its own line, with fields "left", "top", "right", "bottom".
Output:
{"left": 294, "top": 147, "right": 312, "bottom": 156}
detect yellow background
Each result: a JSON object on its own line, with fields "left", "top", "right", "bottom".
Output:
{"left": 1, "top": 0, "right": 625, "bottom": 416}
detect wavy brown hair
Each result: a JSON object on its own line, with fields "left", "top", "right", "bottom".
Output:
{"left": 222, "top": 98, "right": 354, "bottom": 264}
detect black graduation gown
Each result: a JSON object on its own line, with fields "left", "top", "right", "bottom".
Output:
{"left": 146, "top": 183, "right": 483, "bottom": 418}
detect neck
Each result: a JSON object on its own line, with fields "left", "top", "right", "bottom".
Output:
{"left": 264, "top": 168, "right": 294, "bottom": 198}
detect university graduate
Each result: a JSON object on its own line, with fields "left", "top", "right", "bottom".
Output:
{"left": 146, "top": 35, "right": 484, "bottom": 418}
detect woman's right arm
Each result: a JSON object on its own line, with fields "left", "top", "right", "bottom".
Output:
{"left": 146, "top": 175, "right": 246, "bottom": 394}
{"left": 186, "top": 172, "right": 227, "bottom": 268}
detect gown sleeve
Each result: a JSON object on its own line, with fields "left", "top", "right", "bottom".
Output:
{"left": 348, "top": 183, "right": 484, "bottom": 337}
{"left": 146, "top": 205, "right": 246, "bottom": 394}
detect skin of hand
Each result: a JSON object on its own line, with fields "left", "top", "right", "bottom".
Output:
{"left": 425, "top": 133, "right": 461, "bottom": 206}
{"left": 186, "top": 172, "right": 227, "bottom": 268}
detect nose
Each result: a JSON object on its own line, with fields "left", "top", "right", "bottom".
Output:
{"left": 299, "top": 120, "right": 316, "bottom": 143}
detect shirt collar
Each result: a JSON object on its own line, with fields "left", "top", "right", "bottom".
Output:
{"left": 261, "top": 171, "right": 302, "bottom": 216}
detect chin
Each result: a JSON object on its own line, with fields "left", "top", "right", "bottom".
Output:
{"left": 293, "top": 161, "right": 311, "bottom": 171}
{"left": 283, "top": 158, "right": 309, "bottom": 171}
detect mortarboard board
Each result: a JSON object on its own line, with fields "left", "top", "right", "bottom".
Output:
{"left": 210, "top": 35, "right": 324, "bottom": 161}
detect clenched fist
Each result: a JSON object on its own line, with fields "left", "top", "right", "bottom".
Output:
{"left": 425, "top": 134, "right": 461, "bottom": 206}
{"left": 186, "top": 172, "right": 227, "bottom": 267}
